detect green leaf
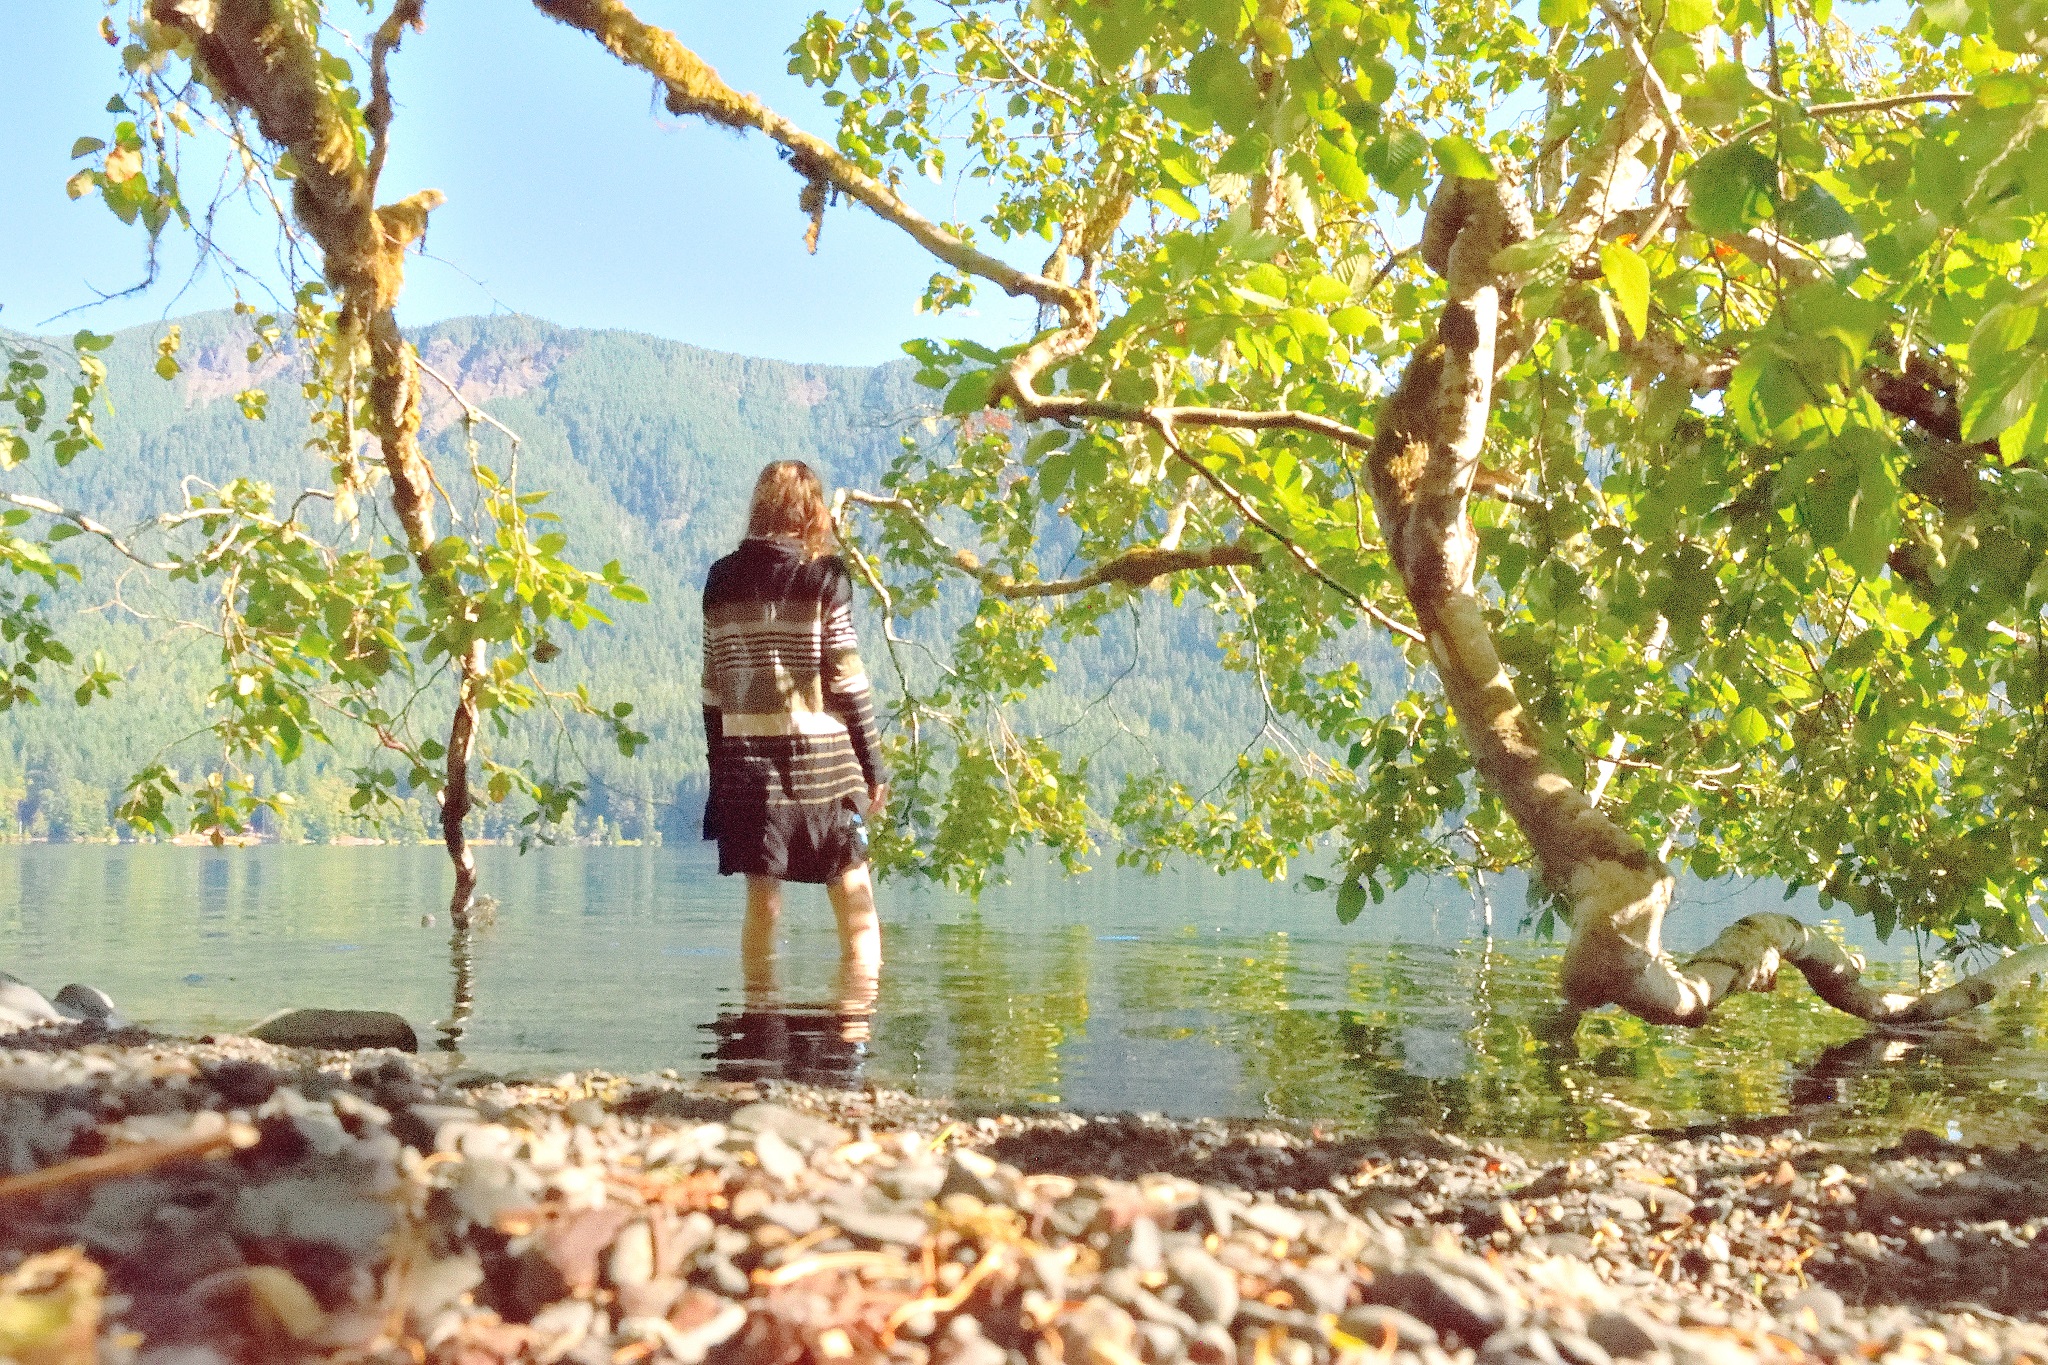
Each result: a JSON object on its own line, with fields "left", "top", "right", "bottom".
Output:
{"left": 70, "top": 137, "right": 106, "bottom": 159}
{"left": 1839, "top": 448, "right": 1900, "bottom": 580}
{"left": 1539, "top": 0, "right": 1592, "bottom": 25}
{"left": 1153, "top": 184, "right": 1200, "bottom": 220}
{"left": 1681, "top": 62, "right": 1762, "bottom": 129}
{"left": 1686, "top": 143, "right": 1778, "bottom": 236}
{"left": 1599, "top": 242, "right": 1651, "bottom": 338}
{"left": 1185, "top": 44, "right": 1260, "bottom": 134}
{"left": 943, "top": 368, "right": 997, "bottom": 415}
{"left": 1778, "top": 184, "right": 1857, "bottom": 245}
{"left": 1665, "top": 0, "right": 1716, "bottom": 30}
{"left": 1729, "top": 706, "right": 1771, "bottom": 748}
{"left": 1975, "top": 72, "right": 2038, "bottom": 108}
{"left": 1316, "top": 136, "right": 1372, "bottom": 203}
{"left": 1431, "top": 134, "right": 1497, "bottom": 180}
{"left": 1335, "top": 877, "right": 1368, "bottom": 924}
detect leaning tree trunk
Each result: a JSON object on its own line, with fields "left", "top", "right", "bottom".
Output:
{"left": 1367, "top": 169, "right": 2048, "bottom": 1025}
{"left": 151, "top": 0, "right": 484, "bottom": 924}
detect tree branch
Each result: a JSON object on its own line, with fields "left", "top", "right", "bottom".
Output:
{"left": 531, "top": 0, "right": 1086, "bottom": 320}
{"left": 0, "top": 492, "right": 179, "bottom": 572}
{"left": 839, "top": 488, "right": 1264, "bottom": 599}
{"left": 1727, "top": 90, "right": 1970, "bottom": 145}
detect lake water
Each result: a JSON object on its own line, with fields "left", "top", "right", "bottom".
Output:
{"left": 2, "top": 844, "right": 2044, "bottom": 1148}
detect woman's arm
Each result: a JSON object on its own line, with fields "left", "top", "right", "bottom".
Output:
{"left": 821, "top": 559, "right": 886, "bottom": 799}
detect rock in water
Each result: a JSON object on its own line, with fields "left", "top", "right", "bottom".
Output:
{"left": 53, "top": 983, "right": 122, "bottom": 1026}
{"left": 0, "top": 974, "right": 62, "bottom": 1030}
{"left": 247, "top": 1008, "right": 419, "bottom": 1052}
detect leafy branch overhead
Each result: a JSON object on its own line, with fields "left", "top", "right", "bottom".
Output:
{"left": 545, "top": 0, "right": 2048, "bottom": 1023}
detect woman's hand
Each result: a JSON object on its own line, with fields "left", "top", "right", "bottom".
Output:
{"left": 867, "top": 783, "right": 890, "bottom": 817}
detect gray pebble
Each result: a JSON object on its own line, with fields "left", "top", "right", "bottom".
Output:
{"left": 1137, "top": 1319, "right": 1188, "bottom": 1363}
{"left": 1341, "top": 1305, "right": 1440, "bottom": 1351}
{"left": 760, "top": 1199, "right": 823, "bottom": 1236}
{"left": 830, "top": 1203, "right": 930, "bottom": 1247}
{"left": 1781, "top": 1285, "right": 1845, "bottom": 1331}
{"left": 1239, "top": 1201, "right": 1307, "bottom": 1242}
{"left": 934, "top": 1312, "right": 1009, "bottom": 1365}
{"left": 606, "top": 1220, "right": 654, "bottom": 1289}
{"left": 1586, "top": 1310, "right": 1661, "bottom": 1360}
{"left": 754, "top": 1128, "right": 805, "bottom": 1183}
{"left": 663, "top": 1299, "right": 748, "bottom": 1364}
{"left": 729, "top": 1101, "right": 847, "bottom": 1152}
{"left": 879, "top": 1159, "right": 947, "bottom": 1204}
{"left": 1168, "top": 1244, "right": 1240, "bottom": 1326}
{"left": 706, "top": 1254, "right": 748, "bottom": 1297}
{"left": 1110, "top": 1214, "right": 1164, "bottom": 1272}
{"left": 0, "top": 978, "right": 61, "bottom": 1029}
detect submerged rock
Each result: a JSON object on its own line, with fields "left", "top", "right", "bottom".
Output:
{"left": 245, "top": 1008, "right": 418, "bottom": 1052}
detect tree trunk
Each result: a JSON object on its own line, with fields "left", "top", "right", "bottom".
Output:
{"left": 1368, "top": 172, "right": 2048, "bottom": 1025}
{"left": 152, "top": 0, "right": 483, "bottom": 921}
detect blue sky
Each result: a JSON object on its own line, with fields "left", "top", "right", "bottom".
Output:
{"left": 1, "top": 2, "right": 1038, "bottom": 365}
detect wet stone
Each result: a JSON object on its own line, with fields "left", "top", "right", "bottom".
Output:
{"left": 1372, "top": 1264, "right": 1514, "bottom": 1345}
{"left": 941, "top": 1148, "right": 1010, "bottom": 1205}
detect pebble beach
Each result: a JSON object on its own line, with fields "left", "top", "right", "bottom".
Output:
{"left": 1, "top": 1023, "right": 2044, "bottom": 1365}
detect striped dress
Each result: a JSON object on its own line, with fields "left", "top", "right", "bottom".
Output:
{"left": 700, "top": 536, "right": 885, "bottom": 882}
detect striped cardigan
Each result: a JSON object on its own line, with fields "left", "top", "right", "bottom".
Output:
{"left": 700, "top": 537, "right": 884, "bottom": 837}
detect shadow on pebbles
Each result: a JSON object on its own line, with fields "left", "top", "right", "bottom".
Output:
{"left": 0, "top": 1025, "right": 2043, "bottom": 1365}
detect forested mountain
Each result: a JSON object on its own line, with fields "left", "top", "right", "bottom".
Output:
{"left": 0, "top": 310, "right": 1304, "bottom": 846}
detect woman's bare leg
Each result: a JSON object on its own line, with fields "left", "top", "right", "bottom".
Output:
{"left": 742, "top": 875, "right": 783, "bottom": 1005}
{"left": 826, "top": 863, "right": 881, "bottom": 969}
{"left": 826, "top": 863, "right": 881, "bottom": 1026}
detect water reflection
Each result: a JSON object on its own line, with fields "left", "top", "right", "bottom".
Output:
{"left": 708, "top": 908, "right": 878, "bottom": 1088}
{"left": 0, "top": 845, "right": 2045, "bottom": 1148}
{"left": 702, "top": 1006, "right": 871, "bottom": 1088}
{"left": 438, "top": 921, "right": 475, "bottom": 1055}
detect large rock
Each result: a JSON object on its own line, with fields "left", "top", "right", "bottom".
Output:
{"left": 53, "top": 983, "right": 124, "bottom": 1027}
{"left": 247, "top": 1008, "right": 418, "bottom": 1052}
{"left": 0, "top": 971, "right": 62, "bottom": 1031}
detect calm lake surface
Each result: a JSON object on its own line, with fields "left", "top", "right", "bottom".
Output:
{"left": 2, "top": 844, "right": 2044, "bottom": 1148}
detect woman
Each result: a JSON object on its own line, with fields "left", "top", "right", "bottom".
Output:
{"left": 701, "top": 461, "right": 888, "bottom": 1003}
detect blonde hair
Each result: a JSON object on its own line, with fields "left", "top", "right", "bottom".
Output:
{"left": 746, "top": 460, "right": 833, "bottom": 558}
